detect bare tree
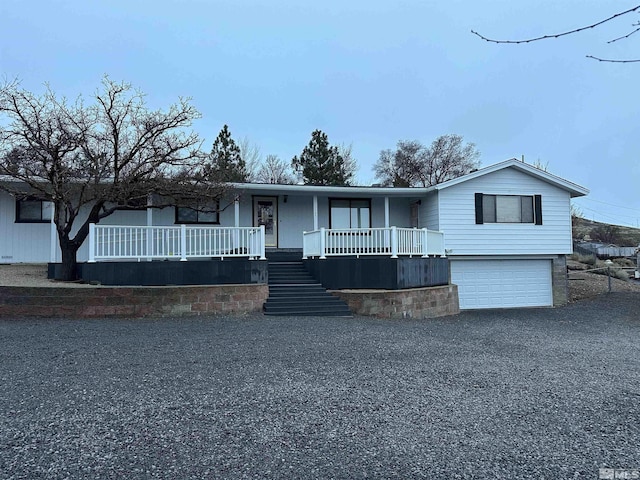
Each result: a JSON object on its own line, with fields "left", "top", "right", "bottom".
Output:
{"left": 255, "top": 154, "right": 295, "bottom": 184}
{"left": 374, "top": 141, "right": 425, "bottom": 187}
{"left": 571, "top": 203, "right": 585, "bottom": 239}
{"left": 531, "top": 158, "right": 549, "bottom": 172}
{"left": 423, "top": 134, "right": 480, "bottom": 186}
{"left": 374, "top": 135, "right": 480, "bottom": 187}
{"left": 238, "top": 136, "right": 262, "bottom": 182}
{"left": 472, "top": 5, "right": 640, "bottom": 63}
{"left": 337, "top": 143, "right": 359, "bottom": 185}
{"left": 0, "top": 77, "right": 225, "bottom": 280}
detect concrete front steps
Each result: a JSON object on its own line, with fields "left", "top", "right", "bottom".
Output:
{"left": 264, "top": 254, "right": 351, "bottom": 317}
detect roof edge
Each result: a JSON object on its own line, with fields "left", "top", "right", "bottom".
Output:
{"left": 430, "top": 158, "right": 589, "bottom": 197}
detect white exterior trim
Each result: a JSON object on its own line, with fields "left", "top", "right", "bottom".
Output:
{"left": 232, "top": 182, "right": 423, "bottom": 197}
{"left": 430, "top": 159, "right": 589, "bottom": 198}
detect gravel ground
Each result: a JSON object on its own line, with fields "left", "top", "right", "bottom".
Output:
{"left": 1, "top": 294, "right": 639, "bottom": 479}
{"left": 0, "top": 264, "right": 93, "bottom": 288}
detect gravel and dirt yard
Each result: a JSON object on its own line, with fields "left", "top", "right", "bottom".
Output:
{"left": 567, "top": 258, "right": 640, "bottom": 302}
{"left": 1, "top": 284, "right": 639, "bottom": 478}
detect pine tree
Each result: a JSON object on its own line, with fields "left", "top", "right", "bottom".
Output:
{"left": 205, "top": 125, "right": 247, "bottom": 182}
{"left": 291, "top": 130, "right": 352, "bottom": 186}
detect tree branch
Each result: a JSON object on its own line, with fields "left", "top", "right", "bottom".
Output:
{"left": 608, "top": 25, "right": 640, "bottom": 43}
{"left": 471, "top": 5, "right": 640, "bottom": 44}
{"left": 585, "top": 55, "right": 640, "bottom": 63}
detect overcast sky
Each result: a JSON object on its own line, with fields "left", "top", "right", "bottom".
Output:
{"left": 1, "top": 1, "right": 638, "bottom": 226}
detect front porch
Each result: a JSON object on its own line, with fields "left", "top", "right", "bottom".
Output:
{"left": 302, "top": 227, "right": 445, "bottom": 259}
{"left": 85, "top": 224, "right": 446, "bottom": 263}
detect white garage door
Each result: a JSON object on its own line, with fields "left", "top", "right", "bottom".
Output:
{"left": 451, "top": 259, "right": 553, "bottom": 310}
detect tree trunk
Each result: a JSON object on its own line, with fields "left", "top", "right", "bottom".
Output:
{"left": 58, "top": 238, "right": 79, "bottom": 281}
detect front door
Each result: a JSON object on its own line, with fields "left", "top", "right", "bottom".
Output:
{"left": 253, "top": 196, "right": 278, "bottom": 247}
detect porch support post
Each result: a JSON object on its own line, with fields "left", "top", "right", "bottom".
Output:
{"left": 422, "top": 228, "right": 429, "bottom": 258}
{"left": 146, "top": 195, "right": 153, "bottom": 261}
{"left": 88, "top": 223, "right": 96, "bottom": 263}
{"left": 313, "top": 195, "right": 318, "bottom": 231}
{"left": 49, "top": 205, "right": 56, "bottom": 263}
{"left": 234, "top": 197, "right": 240, "bottom": 250}
{"left": 259, "top": 225, "right": 266, "bottom": 260}
{"left": 180, "top": 224, "right": 187, "bottom": 261}
{"left": 384, "top": 197, "right": 390, "bottom": 228}
{"left": 390, "top": 226, "right": 398, "bottom": 258}
{"left": 302, "top": 231, "right": 308, "bottom": 260}
{"left": 319, "top": 227, "right": 326, "bottom": 259}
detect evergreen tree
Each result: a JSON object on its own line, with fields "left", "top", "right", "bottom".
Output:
{"left": 291, "top": 130, "right": 352, "bottom": 186}
{"left": 205, "top": 125, "right": 247, "bottom": 182}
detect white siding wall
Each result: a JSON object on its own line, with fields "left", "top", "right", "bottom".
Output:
{"left": 277, "top": 195, "right": 315, "bottom": 248}
{"left": 0, "top": 191, "right": 52, "bottom": 263}
{"left": 438, "top": 168, "right": 573, "bottom": 255}
{"left": 372, "top": 198, "right": 412, "bottom": 228}
{"left": 420, "top": 192, "right": 439, "bottom": 231}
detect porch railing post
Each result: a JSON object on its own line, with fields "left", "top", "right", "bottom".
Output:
{"left": 390, "top": 226, "right": 398, "bottom": 258}
{"left": 259, "top": 225, "right": 266, "bottom": 260}
{"left": 302, "top": 231, "right": 308, "bottom": 260}
{"left": 248, "top": 228, "right": 255, "bottom": 260}
{"left": 180, "top": 224, "right": 188, "bottom": 261}
{"left": 422, "top": 228, "right": 429, "bottom": 258}
{"left": 319, "top": 227, "right": 326, "bottom": 259}
{"left": 146, "top": 226, "right": 153, "bottom": 262}
{"left": 88, "top": 223, "right": 96, "bottom": 263}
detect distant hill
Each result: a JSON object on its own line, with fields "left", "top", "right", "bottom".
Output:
{"left": 573, "top": 218, "right": 640, "bottom": 246}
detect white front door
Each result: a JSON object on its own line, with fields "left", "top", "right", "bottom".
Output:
{"left": 253, "top": 196, "right": 278, "bottom": 247}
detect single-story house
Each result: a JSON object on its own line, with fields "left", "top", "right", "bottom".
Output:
{"left": 0, "top": 159, "right": 588, "bottom": 310}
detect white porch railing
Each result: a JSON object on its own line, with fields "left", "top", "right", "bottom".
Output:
{"left": 302, "top": 227, "right": 445, "bottom": 259}
{"left": 88, "top": 224, "right": 266, "bottom": 262}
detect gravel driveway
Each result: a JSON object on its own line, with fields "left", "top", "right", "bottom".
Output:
{"left": 1, "top": 293, "right": 639, "bottom": 479}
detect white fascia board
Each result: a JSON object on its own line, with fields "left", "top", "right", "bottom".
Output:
{"left": 230, "top": 182, "right": 428, "bottom": 197}
{"left": 430, "top": 159, "right": 589, "bottom": 198}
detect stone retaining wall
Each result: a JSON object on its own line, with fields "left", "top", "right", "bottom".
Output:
{"left": 331, "top": 284, "right": 459, "bottom": 319}
{"left": 552, "top": 255, "right": 568, "bottom": 306}
{"left": 0, "top": 284, "right": 269, "bottom": 318}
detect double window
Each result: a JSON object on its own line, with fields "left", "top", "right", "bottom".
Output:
{"left": 475, "top": 194, "right": 542, "bottom": 225}
{"left": 175, "top": 202, "right": 219, "bottom": 224}
{"left": 16, "top": 198, "right": 53, "bottom": 223}
{"left": 329, "top": 198, "right": 371, "bottom": 229}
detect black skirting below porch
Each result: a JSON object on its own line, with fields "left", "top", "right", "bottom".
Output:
{"left": 48, "top": 258, "right": 268, "bottom": 286}
{"left": 303, "top": 256, "right": 449, "bottom": 290}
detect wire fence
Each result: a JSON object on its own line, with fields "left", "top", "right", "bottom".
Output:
{"left": 568, "top": 265, "right": 639, "bottom": 295}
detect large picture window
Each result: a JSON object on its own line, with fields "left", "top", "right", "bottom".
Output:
{"left": 16, "top": 198, "right": 53, "bottom": 223}
{"left": 475, "top": 194, "right": 542, "bottom": 225}
{"left": 329, "top": 198, "right": 371, "bottom": 229}
{"left": 175, "top": 202, "right": 219, "bottom": 224}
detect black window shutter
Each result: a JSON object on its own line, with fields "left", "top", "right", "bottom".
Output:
{"left": 534, "top": 195, "right": 543, "bottom": 225}
{"left": 475, "top": 193, "right": 483, "bottom": 224}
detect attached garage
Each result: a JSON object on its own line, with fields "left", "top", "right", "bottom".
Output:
{"left": 450, "top": 259, "right": 553, "bottom": 310}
